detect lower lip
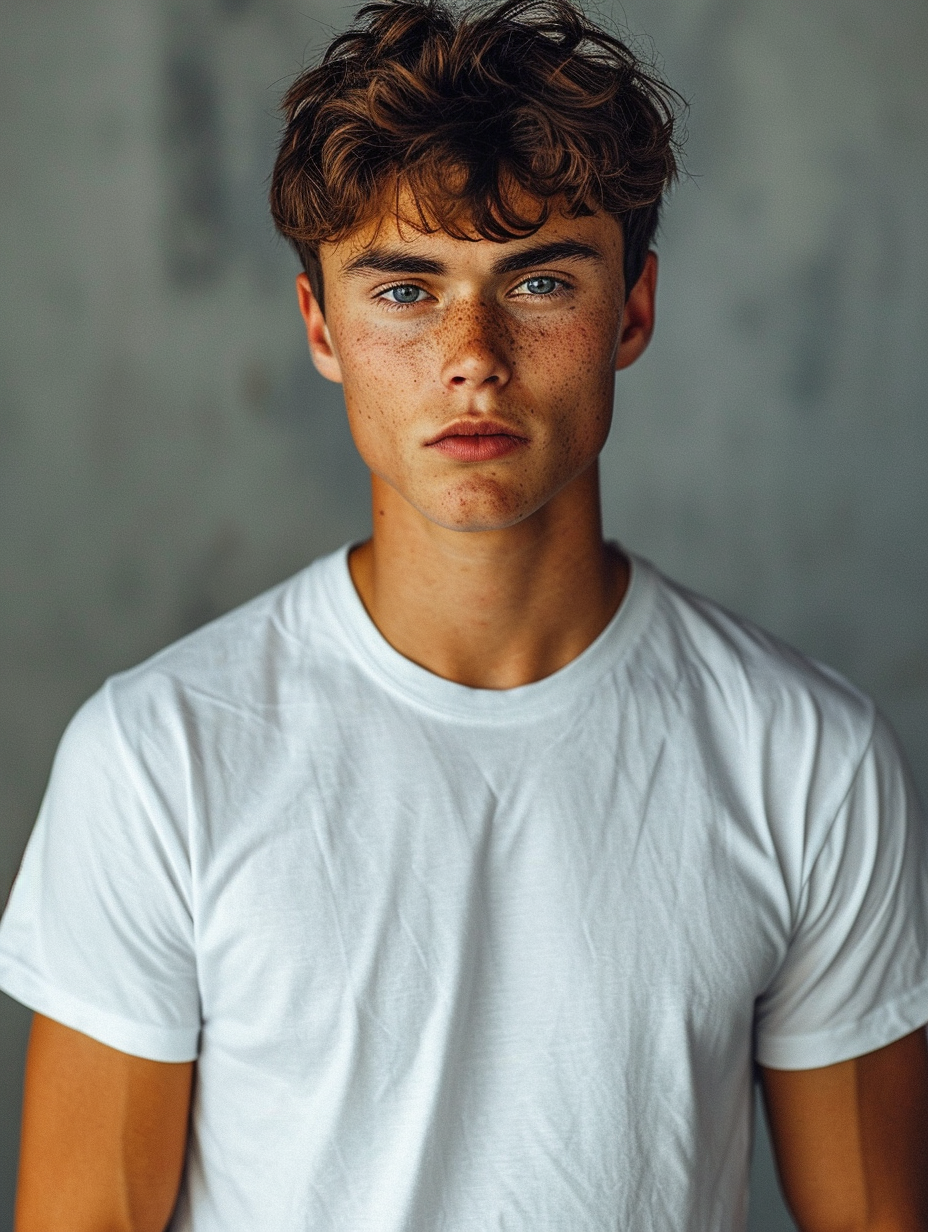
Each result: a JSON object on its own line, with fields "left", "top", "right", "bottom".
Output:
{"left": 428, "top": 434, "right": 527, "bottom": 462}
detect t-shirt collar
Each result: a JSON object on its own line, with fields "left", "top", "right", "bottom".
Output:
{"left": 318, "top": 543, "right": 655, "bottom": 724}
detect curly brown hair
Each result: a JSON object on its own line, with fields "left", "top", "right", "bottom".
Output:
{"left": 269, "top": 0, "right": 684, "bottom": 309}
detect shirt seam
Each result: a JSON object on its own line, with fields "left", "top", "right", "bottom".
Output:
{"left": 791, "top": 702, "right": 878, "bottom": 936}
{"left": 322, "top": 547, "right": 654, "bottom": 724}
{"left": 757, "top": 972, "right": 928, "bottom": 1060}
{"left": 0, "top": 950, "right": 201, "bottom": 1042}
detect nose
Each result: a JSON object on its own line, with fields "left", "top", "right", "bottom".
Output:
{"left": 439, "top": 303, "right": 513, "bottom": 391}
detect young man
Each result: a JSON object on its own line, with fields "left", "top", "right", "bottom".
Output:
{"left": 2, "top": 0, "right": 927, "bottom": 1228}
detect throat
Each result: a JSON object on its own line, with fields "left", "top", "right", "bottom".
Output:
{"left": 348, "top": 481, "right": 628, "bottom": 689}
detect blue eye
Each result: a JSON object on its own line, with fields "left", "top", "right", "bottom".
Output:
{"left": 383, "top": 284, "right": 426, "bottom": 303}
{"left": 522, "top": 276, "right": 558, "bottom": 295}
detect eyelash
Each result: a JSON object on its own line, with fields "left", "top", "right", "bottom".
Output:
{"left": 376, "top": 283, "right": 431, "bottom": 308}
{"left": 512, "top": 275, "right": 572, "bottom": 299}
{"left": 374, "top": 274, "right": 574, "bottom": 308}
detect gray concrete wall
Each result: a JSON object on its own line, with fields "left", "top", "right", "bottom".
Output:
{"left": 1, "top": 0, "right": 925, "bottom": 1226}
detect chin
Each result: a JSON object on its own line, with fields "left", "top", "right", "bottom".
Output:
{"left": 422, "top": 489, "right": 545, "bottom": 533}
{"left": 430, "top": 512, "right": 531, "bottom": 533}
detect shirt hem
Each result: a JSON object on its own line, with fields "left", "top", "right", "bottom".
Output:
{"left": 0, "top": 952, "right": 200, "bottom": 1062}
{"left": 756, "top": 977, "right": 928, "bottom": 1070}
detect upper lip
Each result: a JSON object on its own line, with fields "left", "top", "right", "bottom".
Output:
{"left": 425, "top": 419, "right": 529, "bottom": 445}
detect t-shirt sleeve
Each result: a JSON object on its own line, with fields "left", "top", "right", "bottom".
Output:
{"left": 755, "top": 712, "right": 928, "bottom": 1070}
{"left": 0, "top": 682, "right": 200, "bottom": 1061}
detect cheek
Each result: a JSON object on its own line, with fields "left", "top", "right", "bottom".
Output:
{"left": 342, "top": 320, "right": 434, "bottom": 388}
{"left": 521, "top": 313, "right": 618, "bottom": 431}
{"left": 525, "top": 299, "right": 618, "bottom": 374}
{"left": 334, "top": 329, "right": 436, "bottom": 477}
{"left": 336, "top": 328, "right": 423, "bottom": 423}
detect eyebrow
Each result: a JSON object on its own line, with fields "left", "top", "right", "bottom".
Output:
{"left": 490, "top": 240, "right": 604, "bottom": 275}
{"left": 340, "top": 239, "right": 604, "bottom": 279}
{"left": 342, "top": 250, "right": 446, "bottom": 278}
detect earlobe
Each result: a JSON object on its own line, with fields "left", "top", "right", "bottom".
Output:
{"left": 296, "top": 273, "right": 343, "bottom": 384}
{"left": 616, "top": 251, "right": 658, "bottom": 372}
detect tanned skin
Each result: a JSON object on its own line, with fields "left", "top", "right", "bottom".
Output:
{"left": 15, "top": 197, "right": 928, "bottom": 1230}
{"left": 16, "top": 1014, "right": 192, "bottom": 1231}
{"left": 762, "top": 1033, "right": 928, "bottom": 1232}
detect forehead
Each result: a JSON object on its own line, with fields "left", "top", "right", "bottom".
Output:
{"left": 321, "top": 195, "right": 625, "bottom": 277}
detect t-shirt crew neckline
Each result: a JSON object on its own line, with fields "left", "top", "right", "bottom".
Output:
{"left": 320, "top": 544, "right": 656, "bottom": 725}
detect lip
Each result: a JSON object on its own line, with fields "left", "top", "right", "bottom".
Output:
{"left": 425, "top": 418, "right": 529, "bottom": 462}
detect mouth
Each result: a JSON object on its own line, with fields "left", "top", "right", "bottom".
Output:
{"left": 425, "top": 419, "right": 529, "bottom": 463}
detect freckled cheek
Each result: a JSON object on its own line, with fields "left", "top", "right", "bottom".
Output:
{"left": 336, "top": 337, "right": 435, "bottom": 472}
{"left": 340, "top": 328, "right": 433, "bottom": 397}
{"left": 523, "top": 311, "right": 615, "bottom": 369}
{"left": 522, "top": 323, "right": 616, "bottom": 430}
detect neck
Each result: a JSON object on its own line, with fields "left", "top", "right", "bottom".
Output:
{"left": 348, "top": 464, "right": 628, "bottom": 689}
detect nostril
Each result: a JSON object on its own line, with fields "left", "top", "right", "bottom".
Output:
{"left": 451, "top": 376, "right": 466, "bottom": 384}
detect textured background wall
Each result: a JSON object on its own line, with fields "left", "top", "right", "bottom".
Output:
{"left": 1, "top": 0, "right": 926, "bottom": 1227}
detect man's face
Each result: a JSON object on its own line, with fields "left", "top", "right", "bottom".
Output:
{"left": 298, "top": 197, "right": 655, "bottom": 533}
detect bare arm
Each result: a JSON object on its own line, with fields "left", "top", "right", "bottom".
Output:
{"left": 16, "top": 1014, "right": 194, "bottom": 1232}
{"left": 761, "top": 1028, "right": 928, "bottom": 1232}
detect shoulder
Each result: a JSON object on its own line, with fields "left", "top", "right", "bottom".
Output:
{"left": 628, "top": 558, "right": 884, "bottom": 854}
{"left": 105, "top": 547, "right": 348, "bottom": 714}
{"left": 633, "top": 556, "right": 875, "bottom": 751}
{"left": 62, "top": 548, "right": 352, "bottom": 779}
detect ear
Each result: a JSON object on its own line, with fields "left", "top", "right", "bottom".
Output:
{"left": 296, "top": 273, "right": 343, "bottom": 384}
{"left": 616, "top": 251, "right": 657, "bottom": 372}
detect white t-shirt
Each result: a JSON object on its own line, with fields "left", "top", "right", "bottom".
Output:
{"left": 2, "top": 547, "right": 927, "bottom": 1231}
